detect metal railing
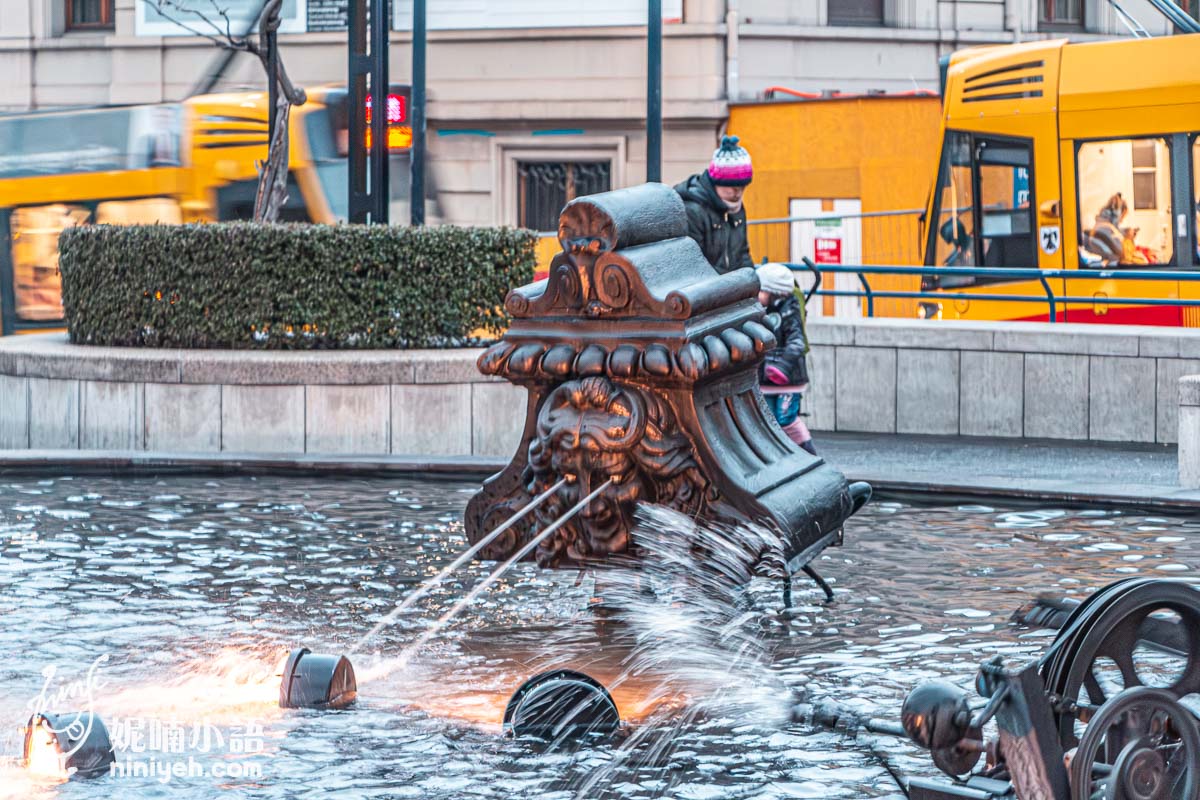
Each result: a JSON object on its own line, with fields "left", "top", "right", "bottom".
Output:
{"left": 748, "top": 208, "right": 926, "bottom": 225}
{"left": 785, "top": 260, "right": 1200, "bottom": 322}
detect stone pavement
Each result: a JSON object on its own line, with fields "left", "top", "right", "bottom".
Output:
{"left": 1, "top": 433, "right": 1198, "bottom": 510}
{"left": 817, "top": 432, "right": 1200, "bottom": 510}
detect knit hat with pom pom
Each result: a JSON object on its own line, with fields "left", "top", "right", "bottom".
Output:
{"left": 707, "top": 135, "right": 753, "bottom": 187}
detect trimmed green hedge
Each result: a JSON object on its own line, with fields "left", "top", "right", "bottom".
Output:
{"left": 59, "top": 223, "right": 536, "bottom": 349}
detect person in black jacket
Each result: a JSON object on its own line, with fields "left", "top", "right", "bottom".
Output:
{"left": 756, "top": 263, "right": 816, "bottom": 455}
{"left": 674, "top": 135, "right": 755, "bottom": 274}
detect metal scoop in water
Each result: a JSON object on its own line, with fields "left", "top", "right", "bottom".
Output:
{"left": 279, "top": 648, "right": 357, "bottom": 709}
{"left": 503, "top": 669, "right": 621, "bottom": 745}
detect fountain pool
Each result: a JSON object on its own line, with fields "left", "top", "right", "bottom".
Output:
{"left": 1, "top": 473, "right": 1198, "bottom": 799}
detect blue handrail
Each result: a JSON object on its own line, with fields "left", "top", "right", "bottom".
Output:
{"left": 786, "top": 260, "right": 1200, "bottom": 323}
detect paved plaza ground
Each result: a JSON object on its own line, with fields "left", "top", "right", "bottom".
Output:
{"left": 818, "top": 432, "right": 1197, "bottom": 510}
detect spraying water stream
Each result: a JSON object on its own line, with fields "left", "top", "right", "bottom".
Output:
{"left": 350, "top": 477, "right": 567, "bottom": 655}
{"left": 391, "top": 478, "right": 613, "bottom": 670}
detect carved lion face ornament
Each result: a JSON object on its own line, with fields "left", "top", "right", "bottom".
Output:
{"left": 530, "top": 378, "right": 653, "bottom": 562}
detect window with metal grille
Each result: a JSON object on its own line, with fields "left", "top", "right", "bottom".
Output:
{"left": 67, "top": 0, "right": 114, "bottom": 29}
{"left": 516, "top": 161, "right": 612, "bottom": 232}
{"left": 1040, "top": 0, "right": 1083, "bottom": 28}
{"left": 827, "top": 0, "right": 883, "bottom": 26}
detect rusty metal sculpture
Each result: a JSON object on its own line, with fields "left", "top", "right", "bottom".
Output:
{"left": 465, "top": 183, "right": 869, "bottom": 595}
{"left": 791, "top": 577, "right": 1200, "bottom": 799}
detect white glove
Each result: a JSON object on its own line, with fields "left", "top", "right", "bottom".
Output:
{"left": 756, "top": 262, "right": 796, "bottom": 295}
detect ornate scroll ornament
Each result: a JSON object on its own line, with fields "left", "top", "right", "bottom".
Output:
{"left": 487, "top": 377, "right": 709, "bottom": 567}
{"left": 511, "top": 251, "right": 663, "bottom": 320}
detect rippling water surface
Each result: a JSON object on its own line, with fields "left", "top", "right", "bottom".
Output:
{"left": 1, "top": 474, "right": 1198, "bottom": 799}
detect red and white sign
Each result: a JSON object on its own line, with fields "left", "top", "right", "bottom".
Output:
{"left": 813, "top": 238, "right": 843, "bottom": 265}
{"left": 365, "top": 94, "right": 407, "bottom": 124}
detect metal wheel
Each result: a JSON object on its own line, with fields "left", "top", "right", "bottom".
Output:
{"left": 1041, "top": 580, "right": 1200, "bottom": 749}
{"left": 1070, "top": 687, "right": 1200, "bottom": 800}
{"left": 1041, "top": 578, "right": 1157, "bottom": 687}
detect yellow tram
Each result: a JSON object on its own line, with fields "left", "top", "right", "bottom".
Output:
{"left": 0, "top": 85, "right": 418, "bottom": 335}
{"left": 922, "top": 34, "right": 1200, "bottom": 324}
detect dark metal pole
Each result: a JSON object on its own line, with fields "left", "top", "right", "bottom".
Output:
{"left": 348, "top": 0, "right": 369, "bottom": 222}
{"left": 368, "top": 0, "right": 389, "bottom": 223}
{"left": 646, "top": 0, "right": 662, "bottom": 183}
{"left": 410, "top": 0, "right": 427, "bottom": 226}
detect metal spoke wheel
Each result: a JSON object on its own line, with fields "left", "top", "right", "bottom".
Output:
{"left": 1040, "top": 580, "right": 1200, "bottom": 749}
{"left": 1069, "top": 687, "right": 1200, "bottom": 800}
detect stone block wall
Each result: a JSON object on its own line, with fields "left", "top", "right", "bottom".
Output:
{"left": 0, "top": 335, "right": 525, "bottom": 459}
{"left": 5, "top": 320, "right": 1200, "bottom": 461}
{"left": 804, "top": 318, "right": 1200, "bottom": 445}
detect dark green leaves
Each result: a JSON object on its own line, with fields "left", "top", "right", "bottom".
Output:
{"left": 58, "top": 222, "right": 536, "bottom": 349}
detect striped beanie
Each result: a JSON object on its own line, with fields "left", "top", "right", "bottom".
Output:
{"left": 707, "top": 135, "right": 753, "bottom": 187}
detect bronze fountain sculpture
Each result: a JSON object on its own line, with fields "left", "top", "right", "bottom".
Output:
{"left": 464, "top": 182, "right": 870, "bottom": 600}
{"left": 456, "top": 185, "right": 1200, "bottom": 795}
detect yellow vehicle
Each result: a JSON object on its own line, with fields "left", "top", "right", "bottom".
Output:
{"left": 922, "top": 33, "right": 1200, "bottom": 324}
{"left": 0, "top": 84, "right": 426, "bottom": 335}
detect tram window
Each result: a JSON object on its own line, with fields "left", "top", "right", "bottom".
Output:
{"left": 926, "top": 132, "right": 1036, "bottom": 287}
{"left": 216, "top": 176, "right": 311, "bottom": 222}
{"left": 9, "top": 204, "right": 90, "bottom": 322}
{"left": 976, "top": 138, "right": 1035, "bottom": 270}
{"left": 932, "top": 131, "right": 976, "bottom": 271}
{"left": 1077, "top": 138, "right": 1173, "bottom": 267}
{"left": 1193, "top": 137, "right": 1199, "bottom": 262}
{"left": 1132, "top": 140, "right": 1157, "bottom": 209}
{"left": 96, "top": 198, "right": 182, "bottom": 225}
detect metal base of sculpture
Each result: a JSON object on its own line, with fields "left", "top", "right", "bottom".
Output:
{"left": 465, "top": 182, "right": 869, "bottom": 576}
{"left": 791, "top": 577, "right": 1200, "bottom": 800}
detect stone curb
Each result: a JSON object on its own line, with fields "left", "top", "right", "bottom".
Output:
{"left": 806, "top": 317, "right": 1200, "bottom": 358}
{"left": 0, "top": 450, "right": 509, "bottom": 478}
{"left": 3, "top": 450, "right": 1199, "bottom": 511}
{"left": 0, "top": 333, "right": 498, "bottom": 385}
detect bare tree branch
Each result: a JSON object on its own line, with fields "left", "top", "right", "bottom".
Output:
{"left": 256, "top": 0, "right": 282, "bottom": 50}
{"left": 158, "top": 0, "right": 227, "bottom": 40}
{"left": 274, "top": 61, "right": 307, "bottom": 105}
{"left": 141, "top": 0, "right": 304, "bottom": 222}
{"left": 142, "top": 0, "right": 254, "bottom": 51}
{"left": 207, "top": 0, "right": 237, "bottom": 43}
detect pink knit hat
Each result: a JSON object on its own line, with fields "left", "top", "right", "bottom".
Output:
{"left": 707, "top": 135, "right": 753, "bottom": 187}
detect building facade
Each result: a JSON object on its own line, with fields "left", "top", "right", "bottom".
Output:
{"left": 0, "top": 0, "right": 1181, "bottom": 228}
